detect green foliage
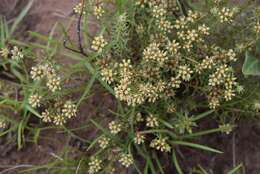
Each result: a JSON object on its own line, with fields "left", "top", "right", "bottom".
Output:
{"left": 0, "top": 0, "right": 260, "bottom": 174}
{"left": 242, "top": 51, "right": 260, "bottom": 76}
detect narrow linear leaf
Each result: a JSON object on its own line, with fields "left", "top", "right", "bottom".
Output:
{"left": 192, "top": 110, "right": 214, "bottom": 121}
{"left": 153, "top": 152, "right": 165, "bottom": 174}
{"left": 77, "top": 71, "right": 97, "bottom": 107}
{"left": 172, "top": 141, "right": 223, "bottom": 154}
{"left": 227, "top": 163, "right": 243, "bottom": 174}
{"left": 172, "top": 150, "right": 184, "bottom": 174}
{"left": 25, "top": 105, "right": 42, "bottom": 118}
{"left": 10, "top": 0, "right": 34, "bottom": 35}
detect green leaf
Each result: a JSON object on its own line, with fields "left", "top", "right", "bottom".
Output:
{"left": 147, "top": 158, "right": 157, "bottom": 174}
{"left": 227, "top": 163, "right": 243, "bottom": 174}
{"left": 192, "top": 110, "right": 214, "bottom": 121}
{"left": 256, "top": 40, "right": 260, "bottom": 54}
{"left": 172, "top": 141, "right": 223, "bottom": 154}
{"left": 153, "top": 152, "right": 165, "bottom": 174}
{"left": 242, "top": 51, "right": 260, "bottom": 76}
{"left": 25, "top": 105, "right": 41, "bottom": 118}
{"left": 172, "top": 150, "right": 184, "bottom": 174}
{"left": 33, "top": 128, "right": 41, "bottom": 144}
{"left": 77, "top": 71, "right": 97, "bottom": 107}
{"left": 10, "top": 0, "right": 34, "bottom": 35}
{"left": 144, "top": 161, "right": 149, "bottom": 174}
{"left": 18, "top": 121, "right": 24, "bottom": 149}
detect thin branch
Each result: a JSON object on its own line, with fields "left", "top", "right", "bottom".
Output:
{"left": 63, "top": 0, "right": 88, "bottom": 57}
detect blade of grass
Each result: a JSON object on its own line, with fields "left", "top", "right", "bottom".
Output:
{"left": 77, "top": 71, "right": 97, "bottom": 107}
{"left": 172, "top": 141, "right": 223, "bottom": 154}
{"left": 144, "top": 161, "right": 149, "bottom": 174}
{"left": 172, "top": 149, "right": 184, "bottom": 174}
{"left": 153, "top": 152, "right": 165, "bottom": 174}
{"left": 198, "top": 165, "right": 209, "bottom": 174}
{"left": 181, "top": 128, "right": 223, "bottom": 139}
{"left": 10, "top": 0, "right": 34, "bottom": 35}
{"left": 227, "top": 163, "right": 243, "bottom": 174}
{"left": 147, "top": 158, "right": 157, "bottom": 174}
{"left": 25, "top": 105, "right": 42, "bottom": 118}
{"left": 192, "top": 110, "right": 214, "bottom": 121}
{"left": 17, "top": 121, "right": 24, "bottom": 149}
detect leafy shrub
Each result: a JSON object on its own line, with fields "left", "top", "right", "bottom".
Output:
{"left": 0, "top": 0, "right": 260, "bottom": 173}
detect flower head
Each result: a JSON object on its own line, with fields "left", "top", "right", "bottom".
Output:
{"left": 73, "top": 3, "right": 85, "bottom": 15}
{"left": 88, "top": 158, "right": 102, "bottom": 174}
{"left": 219, "top": 123, "right": 234, "bottom": 134}
{"left": 177, "top": 65, "right": 193, "bottom": 81}
{"left": 29, "top": 94, "right": 42, "bottom": 108}
{"left": 134, "top": 133, "right": 145, "bottom": 145}
{"left": 150, "top": 137, "right": 171, "bottom": 152}
{"left": 217, "top": 7, "right": 234, "bottom": 23}
{"left": 61, "top": 101, "right": 77, "bottom": 119}
{"left": 108, "top": 121, "right": 122, "bottom": 134}
{"left": 0, "top": 119, "right": 7, "bottom": 129}
{"left": 41, "top": 109, "right": 52, "bottom": 123}
{"left": 94, "top": 5, "right": 105, "bottom": 19}
{"left": 11, "top": 46, "right": 23, "bottom": 61}
{"left": 46, "top": 75, "right": 61, "bottom": 92}
{"left": 146, "top": 115, "right": 159, "bottom": 128}
{"left": 98, "top": 136, "right": 110, "bottom": 149}
{"left": 0, "top": 48, "right": 9, "bottom": 58}
{"left": 91, "top": 35, "right": 107, "bottom": 53}
{"left": 118, "top": 153, "right": 133, "bottom": 168}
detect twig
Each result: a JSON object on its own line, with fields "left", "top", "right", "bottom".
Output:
{"left": 63, "top": 0, "right": 88, "bottom": 57}
{"left": 77, "top": 0, "right": 87, "bottom": 56}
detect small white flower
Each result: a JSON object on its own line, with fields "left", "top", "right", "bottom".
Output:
{"left": 29, "top": 94, "right": 42, "bottom": 108}
{"left": 118, "top": 153, "right": 133, "bottom": 168}
{"left": 11, "top": 46, "right": 23, "bottom": 61}
{"left": 108, "top": 121, "right": 122, "bottom": 134}
{"left": 91, "top": 35, "right": 107, "bottom": 52}
{"left": 88, "top": 158, "right": 102, "bottom": 174}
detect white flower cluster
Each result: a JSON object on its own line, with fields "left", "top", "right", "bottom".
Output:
{"left": 46, "top": 75, "right": 61, "bottom": 92}
{"left": 30, "top": 63, "right": 61, "bottom": 92}
{"left": 108, "top": 121, "right": 122, "bottom": 134}
{"left": 134, "top": 133, "right": 145, "bottom": 145}
{"left": 177, "top": 65, "right": 193, "bottom": 81}
{"left": 150, "top": 137, "right": 171, "bottom": 152}
{"left": 146, "top": 115, "right": 159, "bottom": 128}
{"left": 0, "top": 119, "right": 7, "bottom": 129}
{"left": 73, "top": 3, "right": 85, "bottom": 15}
{"left": 118, "top": 153, "right": 133, "bottom": 168}
{"left": 11, "top": 46, "right": 24, "bottom": 61}
{"left": 40, "top": 100, "right": 77, "bottom": 125}
{"left": 98, "top": 136, "right": 110, "bottom": 149}
{"left": 143, "top": 42, "right": 168, "bottom": 65}
{"left": 61, "top": 101, "right": 77, "bottom": 119}
{"left": 91, "top": 35, "right": 108, "bottom": 53}
{"left": 152, "top": 5, "right": 173, "bottom": 33}
{"left": 255, "top": 22, "right": 260, "bottom": 33}
{"left": 100, "top": 67, "right": 115, "bottom": 84}
{"left": 94, "top": 5, "right": 105, "bottom": 19}
{"left": 0, "top": 48, "right": 9, "bottom": 58}
{"left": 216, "top": 7, "right": 235, "bottom": 23}
{"left": 29, "top": 94, "right": 42, "bottom": 108}
{"left": 88, "top": 158, "right": 102, "bottom": 174}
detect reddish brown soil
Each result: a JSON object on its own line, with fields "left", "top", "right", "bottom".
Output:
{"left": 0, "top": 1, "right": 260, "bottom": 174}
